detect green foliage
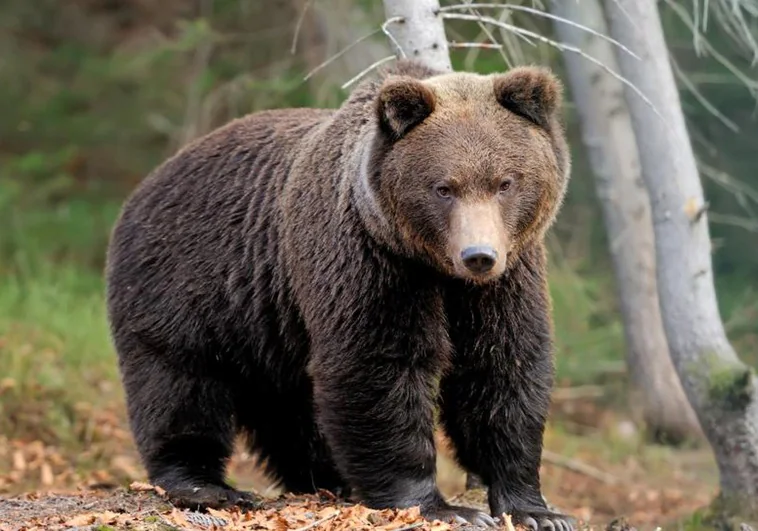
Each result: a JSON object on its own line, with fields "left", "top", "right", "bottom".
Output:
{"left": 548, "top": 258, "right": 626, "bottom": 384}
{"left": 0, "top": 172, "right": 120, "bottom": 443}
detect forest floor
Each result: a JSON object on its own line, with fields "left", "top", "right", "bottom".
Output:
{"left": 0, "top": 393, "right": 721, "bottom": 531}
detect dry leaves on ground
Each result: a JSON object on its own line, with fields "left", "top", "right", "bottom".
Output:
{"left": 4, "top": 485, "right": 521, "bottom": 531}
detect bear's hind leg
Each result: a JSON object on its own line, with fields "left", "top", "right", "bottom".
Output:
{"left": 119, "top": 343, "right": 259, "bottom": 511}
{"left": 235, "top": 380, "right": 349, "bottom": 498}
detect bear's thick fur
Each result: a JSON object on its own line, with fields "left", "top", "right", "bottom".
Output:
{"left": 105, "top": 59, "right": 572, "bottom": 529}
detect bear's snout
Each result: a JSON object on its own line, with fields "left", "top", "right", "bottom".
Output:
{"left": 449, "top": 201, "right": 509, "bottom": 281}
{"left": 461, "top": 246, "right": 497, "bottom": 274}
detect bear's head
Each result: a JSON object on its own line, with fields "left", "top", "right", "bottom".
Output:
{"left": 364, "top": 64, "right": 570, "bottom": 284}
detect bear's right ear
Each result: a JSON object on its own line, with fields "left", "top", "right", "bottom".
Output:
{"left": 377, "top": 76, "right": 436, "bottom": 140}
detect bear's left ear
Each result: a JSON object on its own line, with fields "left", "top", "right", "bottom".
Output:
{"left": 493, "top": 66, "right": 563, "bottom": 129}
{"left": 377, "top": 76, "right": 436, "bottom": 140}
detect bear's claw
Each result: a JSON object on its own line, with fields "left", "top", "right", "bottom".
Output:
{"left": 164, "top": 483, "right": 262, "bottom": 511}
{"left": 423, "top": 503, "right": 498, "bottom": 528}
{"left": 514, "top": 513, "right": 575, "bottom": 531}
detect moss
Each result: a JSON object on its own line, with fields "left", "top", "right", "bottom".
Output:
{"left": 684, "top": 351, "right": 755, "bottom": 413}
{"left": 678, "top": 493, "right": 758, "bottom": 531}
{"left": 707, "top": 362, "right": 755, "bottom": 412}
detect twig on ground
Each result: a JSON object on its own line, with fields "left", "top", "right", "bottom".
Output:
{"left": 394, "top": 523, "right": 424, "bottom": 531}
{"left": 542, "top": 450, "right": 618, "bottom": 485}
{"left": 291, "top": 510, "right": 339, "bottom": 531}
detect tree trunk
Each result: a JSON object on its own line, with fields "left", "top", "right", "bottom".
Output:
{"left": 547, "top": 0, "right": 702, "bottom": 444}
{"left": 382, "top": 0, "right": 452, "bottom": 73}
{"left": 603, "top": 0, "right": 758, "bottom": 517}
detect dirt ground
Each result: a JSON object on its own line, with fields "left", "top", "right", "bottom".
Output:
{"left": 0, "top": 398, "right": 721, "bottom": 531}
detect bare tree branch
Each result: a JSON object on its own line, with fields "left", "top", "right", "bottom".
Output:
{"left": 542, "top": 450, "right": 619, "bottom": 485}
{"left": 707, "top": 212, "right": 758, "bottom": 232}
{"left": 440, "top": 2, "right": 642, "bottom": 60}
{"left": 442, "top": 12, "right": 668, "bottom": 125}
{"left": 449, "top": 41, "right": 504, "bottom": 49}
{"left": 698, "top": 159, "right": 758, "bottom": 207}
{"left": 340, "top": 55, "right": 396, "bottom": 90}
{"left": 458, "top": 0, "right": 517, "bottom": 69}
{"left": 291, "top": 0, "right": 315, "bottom": 54}
{"left": 706, "top": 0, "right": 758, "bottom": 62}
{"left": 302, "top": 18, "right": 403, "bottom": 82}
{"left": 670, "top": 54, "right": 740, "bottom": 132}
{"left": 664, "top": 0, "right": 758, "bottom": 97}
{"left": 380, "top": 16, "right": 406, "bottom": 59}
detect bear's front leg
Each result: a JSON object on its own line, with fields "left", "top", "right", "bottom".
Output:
{"left": 306, "top": 288, "right": 497, "bottom": 528}
{"left": 441, "top": 246, "right": 576, "bottom": 531}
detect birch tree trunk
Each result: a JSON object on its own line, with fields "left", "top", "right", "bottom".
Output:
{"left": 382, "top": 0, "right": 452, "bottom": 73}
{"left": 547, "top": 0, "right": 702, "bottom": 444}
{"left": 603, "top": 0, "right": 758, "bottom": 518}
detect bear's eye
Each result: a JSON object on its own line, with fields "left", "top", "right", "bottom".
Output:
{"left": 498, "top": 179, "right": 514, "bottom": 194}
{"left": 436, "top": 185, "right": 453, "bottom": 199}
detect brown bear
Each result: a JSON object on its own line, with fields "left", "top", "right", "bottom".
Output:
{"left": 105, "top": 58, "right": 572, "bottom": 530}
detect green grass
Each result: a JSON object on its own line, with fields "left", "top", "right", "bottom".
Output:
{"left": 0, "top": 264, "right": 114, "bottom": 390}
{"left": 0, "top": 177, "right": 122, "bottom": 444}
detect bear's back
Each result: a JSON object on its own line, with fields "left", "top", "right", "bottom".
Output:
{"left": 106, "top": 107, "right": 334, "bottom": 371}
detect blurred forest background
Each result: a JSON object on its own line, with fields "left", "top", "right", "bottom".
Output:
{"left": 0, "top": 0, "right": 757, "bottom": 528}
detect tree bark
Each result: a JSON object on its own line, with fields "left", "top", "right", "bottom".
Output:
{"left": 603, "top": 0, "right": 758, "bottom": 516}
{"left": 382, "top": 0, "right": 452, "bottom": 73}
{"left": 547, "top": 0, "right": 702, "bottom": 444}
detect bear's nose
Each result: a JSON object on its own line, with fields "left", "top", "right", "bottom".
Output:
{"left": 461, "top": 246, "right": 498, "bottom": 274}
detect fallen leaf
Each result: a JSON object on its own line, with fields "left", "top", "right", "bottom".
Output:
{"left": 129, "top": 480, "right": 166, "bottom": 496}
{"left": 64, "top": 513, "right": 96, "bottom": 526}
{"left": 129, "top": 480, "right": 155, "bottom": 491}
